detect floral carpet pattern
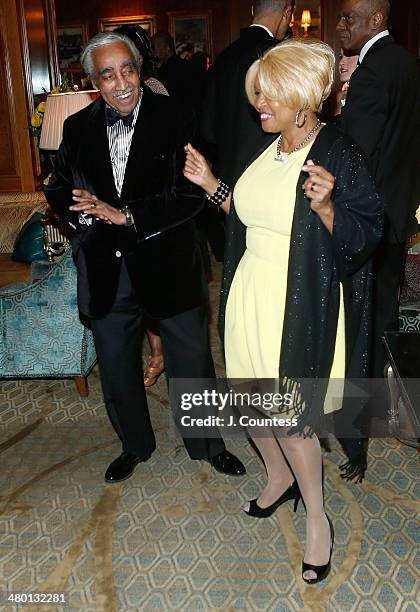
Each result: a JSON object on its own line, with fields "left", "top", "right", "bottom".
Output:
{"left": 0, "top": 263, "right": 419, "bottom": 611}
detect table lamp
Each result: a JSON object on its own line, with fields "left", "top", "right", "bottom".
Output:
{"left": 39, "top": 91, "right": 97, "bottom": 151}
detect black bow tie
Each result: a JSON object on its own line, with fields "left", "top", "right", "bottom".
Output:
{"left": 105, "top": 106, "right": 134, "bottom": 128}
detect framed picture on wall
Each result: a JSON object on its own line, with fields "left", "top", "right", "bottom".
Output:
{"left": 57, "top": 24, "right": 88, "bottom": 71}
{"left": 98, "top": 15, "right": 157, "bottom": 35}
{"left": 168, "top": 11, "right": 213, "bottom": 60}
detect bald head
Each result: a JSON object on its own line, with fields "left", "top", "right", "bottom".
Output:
{"left": 359, "top": 0, "right": 390, "bottom": 21}
{"left": 337, "top": 0, "right": 390, "bottom": 54}
{"left": 253, "top": 0, "right": 292, "bottom": 15}
{"left": 252, "top": 0, "right": 294, "bottom": 41}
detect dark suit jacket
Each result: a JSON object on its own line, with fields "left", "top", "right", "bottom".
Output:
{"left": 340, "top": 35, "right": 420, "bottom": 243}
{"left": 44, "top": 87, "right": 207, "bottom": 320}
{"left": 201, "top": 26, "right": 278, "bottom": 187}
{"left": 158, "top": 54, "right": 193, "bottom": 101}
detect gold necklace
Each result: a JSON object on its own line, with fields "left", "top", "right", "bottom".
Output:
{"left": 274, "top": 119, "right": 321, "bottom": 163}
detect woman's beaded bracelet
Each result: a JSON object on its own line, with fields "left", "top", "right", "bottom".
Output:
{"left": 206, "top": 179, "right": 230, "bottom": 207}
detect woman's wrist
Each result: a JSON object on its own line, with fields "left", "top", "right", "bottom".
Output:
{"left": 316, "top": 201, "right": 334, "bottom": 215}
{"left": 204, "top": 176, "right": 220, "bottom": 197}
{"left": 206, "top": 178, "right": 231, "bottom": 208}
{"left": 314, "top": 200, "right": 334, "bottom": 233}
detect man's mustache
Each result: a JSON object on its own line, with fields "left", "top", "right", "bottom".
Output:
{"left": 112, "top": 87, "right": 134, "bottom": 99}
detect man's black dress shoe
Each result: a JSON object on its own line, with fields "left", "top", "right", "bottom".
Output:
{"left": 208, "top": 450, "right": 246, "bottom": 476}
{"left": 105, "top": 451, "right": 150, "bottom": 483}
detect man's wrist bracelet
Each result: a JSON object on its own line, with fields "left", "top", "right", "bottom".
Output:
{"left": 121, "top": 206, "right": 134, "bottom": 227}
{"left": 206, "top": 179, "right": 230, "bottom": 207}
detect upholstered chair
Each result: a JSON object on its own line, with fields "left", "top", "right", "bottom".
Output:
{"left": 0, "top": 249, "right": 96, "bottom": 396}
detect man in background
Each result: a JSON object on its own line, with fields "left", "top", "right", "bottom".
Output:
{"left": 151, "top": 31, "right": 193, "bottom": 102}
{"left": 201, "top": 0, "right": 294, "bottom": 188}
{"left": 336, "top": 0, "right": 420, "bottom": 479}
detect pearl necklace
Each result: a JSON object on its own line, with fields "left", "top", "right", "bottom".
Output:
{"left": 274, "top": 119, "right": 322, "bottom": 163}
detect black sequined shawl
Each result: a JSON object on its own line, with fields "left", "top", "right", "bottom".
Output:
{"left": 218, "top": 124, "right": 384, "bottom": 430}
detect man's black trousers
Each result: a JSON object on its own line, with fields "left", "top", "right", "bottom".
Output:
{"left": 91, "top": 259, "right": 226, "bottom": 460}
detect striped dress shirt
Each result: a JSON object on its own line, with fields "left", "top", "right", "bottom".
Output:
{"left": 106, "top": 91, "right": 142, "bottom": 196}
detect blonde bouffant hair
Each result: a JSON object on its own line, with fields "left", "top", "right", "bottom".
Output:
{"left": 245, "top": 39, "right": 335, "bottom": 113}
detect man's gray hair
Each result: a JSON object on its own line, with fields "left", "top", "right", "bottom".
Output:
{"left": 253, "top": 0, "right": 294, "bottom": 15}
{"left": 81, "top": 32, "right": 143, "bottom": 80}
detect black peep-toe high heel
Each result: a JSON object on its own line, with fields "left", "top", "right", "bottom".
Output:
{"left": 243, "top": 480, "right": 301, "bottom": 518}
{"left": 302, "top": 514, "right": 334, "bottom": 584}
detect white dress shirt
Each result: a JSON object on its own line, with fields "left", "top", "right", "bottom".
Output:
{"left": 359, "top": 30, "right": 390, "bottom": 64}
{"left": 107, "top": 92, "right": 142, "bottom": 196}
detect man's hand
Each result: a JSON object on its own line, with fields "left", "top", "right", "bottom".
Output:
{"left": 69, "top": 189, "right": 126, "bottom": 225}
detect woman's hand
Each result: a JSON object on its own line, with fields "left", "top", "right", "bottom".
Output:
{"left": 302, "top": 160, "right": 335, "bottom": 233}
{"left": 69, "top": 189, "right": 126, "bottom": 225}
{"left": 183, "top": 143, "right": 219, "bottom": 196}
{"left": 334, "top": 90, "right": 347, "bottom": 116}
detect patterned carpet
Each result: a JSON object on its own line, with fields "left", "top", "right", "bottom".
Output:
{"left": 0, "top": 263, "right": 419, "bottom": 612}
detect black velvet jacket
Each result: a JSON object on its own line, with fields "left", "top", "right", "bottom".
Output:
{"left": 219, "top": 125, "right": 384, "bottom": 428}
{"left": 44, "top": 88, "right": 207, "bottom": 319}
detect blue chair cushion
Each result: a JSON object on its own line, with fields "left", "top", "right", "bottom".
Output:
{"left": 11, "top": 212, "right": 47, "bottom": 263}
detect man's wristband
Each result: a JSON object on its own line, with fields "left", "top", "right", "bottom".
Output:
{"left": 121, "top": 206, "right": 134, "bottom": 227}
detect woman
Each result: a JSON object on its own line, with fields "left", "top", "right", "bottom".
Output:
{"left": 184, "top": 39, "right": 382, "bottom": 583}
{"left": 335, "top": 50, "right": 359, "bottom": 114}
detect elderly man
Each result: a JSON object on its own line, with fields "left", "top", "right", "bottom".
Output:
{"left": 44, "top": 32, "right": 245, "bottom": 483}
{"left": 336, "top": 0, "right": 420, "bottom": 479}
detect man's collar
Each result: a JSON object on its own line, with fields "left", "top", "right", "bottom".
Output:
{"left": 359, "top": 30, "right": 390, "bottom": 64}
{"left": 249, "top": 23, "right": 274, "bottom": 38}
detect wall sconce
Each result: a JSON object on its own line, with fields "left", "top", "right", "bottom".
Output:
{"left": 300, "top": 9, "right": 312, "bottom": 36}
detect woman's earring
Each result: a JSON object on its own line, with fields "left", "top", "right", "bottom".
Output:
{"left": 295, "top": 110, "right": 307, "bottom": 128}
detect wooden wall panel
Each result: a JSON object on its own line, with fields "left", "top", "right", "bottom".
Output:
{"left": 320, "top": 0, "right": 340, "bottom": 53}
{"left": 0, "top": 34, "right": 16, "bottom": 176}
{"left": 0, "top": 0, "right": 35, "bottom": 192}
{"left": 23, "top": 0, "right": 51, "bottom": 96}
{"left": 55, "top": 0, "right": 252, "bottom": 59}
{"left": 227, "top": 0, "right": 252, "bottom": 43}
{"left": 55, "top": 0, "right": 419, "bottom": 59}
{"left": 22, "top": 0, "right": 59, "bottom": 98}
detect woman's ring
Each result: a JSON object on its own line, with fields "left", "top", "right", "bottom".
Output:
{"left": 90, "top": 203, "right": 96, "bottom": 209}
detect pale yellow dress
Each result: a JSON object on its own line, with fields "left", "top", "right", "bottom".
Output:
{"left": 225, "top": 139, "right": 345, "bottom": 414}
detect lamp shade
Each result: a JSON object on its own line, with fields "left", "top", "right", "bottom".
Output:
{"left": 39, "top": 91, "right": 95, "bottom": 150}
{"left": 301, "top": 9, "right": 312, "bottom": 27}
